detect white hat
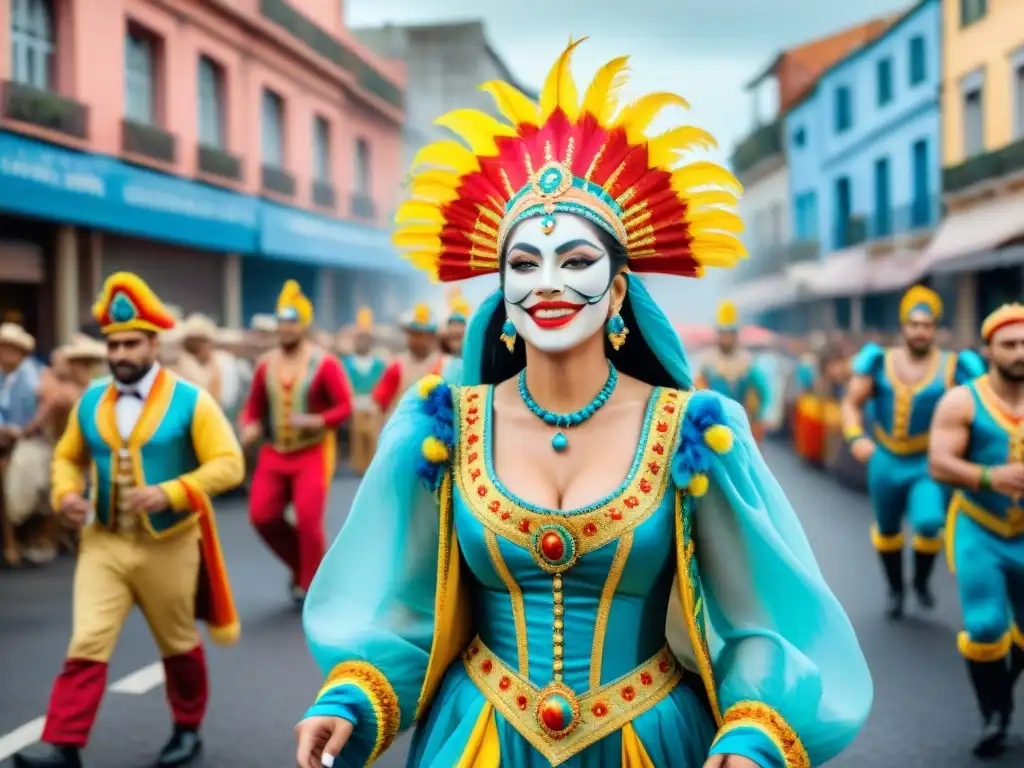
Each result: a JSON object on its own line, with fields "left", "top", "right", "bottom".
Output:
{"left": 181, "top": 313, "right": 217, "bottom": 340}
{"left": 0, "top": 322, "right": 35, "bottom": 352}
{"left": 250, "top": 314, "right": 278, "bottom": 332}
{"left": 61, "top": 335, "right": 106, "bottom": 361}
{"left": 215, "top": 327, "right": 244, "bottom": 345}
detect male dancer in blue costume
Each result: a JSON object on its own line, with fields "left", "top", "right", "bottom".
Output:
{"left": 695, "top": 300, "right": 769, "bottom": 442}
{"left": 930, "top": 303, "right": 1024, "bottom": 759}
{"left": 343, "top": 308, "right": 386, "bottom": 475}
{"left": 841, "top": 285, "right": 985, "bottom": 619}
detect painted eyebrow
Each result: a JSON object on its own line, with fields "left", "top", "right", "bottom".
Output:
{"left": 506, "top": 242, "right": 541, "bottom": 256}
{"left": 555, "top": 238, "right": 603, "bottom": 255}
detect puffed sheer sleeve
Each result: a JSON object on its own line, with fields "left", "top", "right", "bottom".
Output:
{"left": 954, "top": 349, "right": 985, "bottom": 385}
{"left": 677, "top": 391, "right": 872, "bottom": 767}
{"left": 851, "top": 342, "right": 884, "bottom": 380}
{"left": 302, "top": 378, "right": 453, "bottom": 766}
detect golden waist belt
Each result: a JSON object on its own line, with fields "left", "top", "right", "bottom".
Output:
{"left": 463, "top": 635, "right": 683, "bottom": 765}
{"left": 952, "top": 491, "right": 1024, "bottom": 538}
{"left": 272, "top": 429, "right": 328, "bottom": 453}
{"left": 873, "top": 424, "right": 929, "bottom": 456}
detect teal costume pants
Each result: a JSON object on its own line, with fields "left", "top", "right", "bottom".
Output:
{"left": 953, "top": 514, "right": 1024, "bottom": 647}
{"left": 867, "top": 450, "right": 946, "bottom": 542}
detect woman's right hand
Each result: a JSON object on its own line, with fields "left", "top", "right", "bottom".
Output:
{"left": 295, "top": 716, "right": 354, "bottom": 768}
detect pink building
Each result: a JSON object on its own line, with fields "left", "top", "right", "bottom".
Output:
{"left": 0, "top": 0, "right": 408, "bottom": 347}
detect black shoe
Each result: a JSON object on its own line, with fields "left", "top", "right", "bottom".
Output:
{"left": 13, "top": 743, "right": 82, "bottom": 768}
{"left": 879, "top": 551, "right": 904, "bottom": 619}
{"left": 1010, "top": 643, "right": 1024, "bottom": 690}
{"left": 156, "top": 727, "right": 202, "bottom": 767}
{"left": 912, "top": 550, "right": 937, "bottom": 610}
{"left": 966, "top": 659, "right": 1011, "bottom": 759}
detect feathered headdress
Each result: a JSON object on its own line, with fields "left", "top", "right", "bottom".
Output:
{"left": 899, "top": 285, "right": 942, "bottom": 323}
{"left": 715, "top": 300, "right": 738, "bottom": 330}
{"left": 393, "top": 37, "right": 745, "bottom": 283}
{"left": 276, "top": 280, "right": 313, "bottom": 327}
{"left": 356, "top": 307, "right": 374, "bottom": 332}
{"left": 401, "top": 303, "right": 438, "bottom": 333}
{"left": 447, "top": 288, "right": 471, "bottom": 323}
{"left": 93, "top": 272, "right": 176, "bottom": 335}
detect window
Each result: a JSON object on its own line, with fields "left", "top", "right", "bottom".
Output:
{"left": 834, "top": 86, "right": 853, "bottom": 133}
{"left": 355, "top": 138, "right": 371, "bottom": 194}
{"left": 876, "top": 58, "right": 893, "bottom": 107}
{"left": 911, "top": 139, "right": 931, "bottom": 227}
{"left": 10, "top": 0, "right": 55, "bottom": 90}
{"left": 261, "top": 88, "right": 284, "bottom": 167}
{"left": 908, "top": 35, "right": 926, "bottom": 86}
{"left": 962, "top": 84, "right": 984, "bottom": 158}
{"left": 873, "top": 158, "right": 891, "bottom": 237}
{"left": 794, "top": 192, "right": 818, "bottom": 241}
{"left": 792, "top": 127, "right": 806, "bottom": 147}
{"left": 313, "top": 116, "right": 331, "bottom": 181}
{"left": 833, "top": 176, "right": 852, "bottom": 248}
{"left": 960, "top": 0, "right": 987, "bottom": 27}
{"left": 1014, "top": 50, "right": 1024, "bottom": 139}
{"left": 124, "top": 27, "right": 156, "bottom": 124}
{"left": 197, "top": 56, "right": 224, "bottom": 148}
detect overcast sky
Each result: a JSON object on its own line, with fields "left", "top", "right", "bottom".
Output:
{"left": 347, "top": 0, "right": 910, "bottom": 323}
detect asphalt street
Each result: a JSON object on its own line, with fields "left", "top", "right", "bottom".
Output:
{"left": 2, "top": 444, "right": 1023, "bottom": 767}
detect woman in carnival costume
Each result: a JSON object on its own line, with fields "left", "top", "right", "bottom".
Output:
{"left": 296, "top": 39, "right": 871, "bottom": 768}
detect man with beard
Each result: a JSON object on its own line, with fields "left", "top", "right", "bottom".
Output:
{"left": 841, "top": 285, "right": 984, "bottom": 620}
{"left": 342, "top": 307, "right": 385, "bottom": 475}
{"left": 14, "top": 273, "right": 243, "bottom": 768}
{"left": 372, "top": 303, "right": 448, "bottom": 419}
{"left": 240, "top": 280, "right": 352, "bottom": 605}
{"left": 695, "top": 299, "right": 769, "bottom": 440}
{"left": 929, "top": 304, "right": 1024, "bottom": 758}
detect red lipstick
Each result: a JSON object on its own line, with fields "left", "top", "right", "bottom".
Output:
{"left": 526, "top": 300, "right": 584, "bottom": 329}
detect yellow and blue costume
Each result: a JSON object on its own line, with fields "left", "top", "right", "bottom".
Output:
{"left": 695, "top": 301, "right": 770, "bottom": 440}
{"left": 35, "top": 272, "right": 243, "bottom": 752}
{"left": 850, "top": 286, "right": 984, "bottom": 610}
{"left": 946, "top": 304, "right": 1024, "bottom": 746}
{"left": 302, "top": 39, "right": 871, "bottom": 767}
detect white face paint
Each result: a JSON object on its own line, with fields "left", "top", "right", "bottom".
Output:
{"left": 502, "top": 213, "right": 614, "bottom": 353}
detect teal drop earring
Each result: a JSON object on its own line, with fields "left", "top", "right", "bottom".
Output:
{"left": 500, "top": 317, "right": 517, "bottom": 352}
{"left": 606, "top": 312, "right": 628, "bottom": 351}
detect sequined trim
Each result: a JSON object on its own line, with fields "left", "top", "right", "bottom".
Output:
{"left": 483, "top": 529, "right": 529, "bottom": 675}
{"left": 949, "top": 491, "right": 1024, "bottom": 539}
{"left": 973, "top": 374, "right": 1024, "bottom": 462}
{"left": 589, "top": 532, "right": 633, "bottom": 689}
{"left": 318, "top": 661, "right": 400, "bottom": 763}
{"left": 870, "top": 525, "right": 905, "bottom": 553}
{"left": 958, "top": 631, "right": 1012, "bottom": 662}
{"left": 455, "top": 386, "right": 686, "bottom": 561}
{"left": 267, "top": 348, "right": 326, "bottom": 452}
{"left": 714, "top": 701, "right": 810, "bottom": 768}
{"left": 463, "top": 636, "right": 681, "bottom": 766}
{"left": 879, "top": 348, "right": 942, "bottom": 447}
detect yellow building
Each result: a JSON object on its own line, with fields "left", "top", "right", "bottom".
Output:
{"left": 925, "top": 0, "right": 1024, "bottom": 338}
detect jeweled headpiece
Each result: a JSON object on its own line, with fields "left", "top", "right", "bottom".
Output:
{"left": 982, "top": 303, "right": 1024, "bottom": 342}
{"left": 393, "top": 38, "right": 746, "bottom": 282}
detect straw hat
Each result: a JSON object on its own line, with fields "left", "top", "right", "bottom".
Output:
{"left": 62, "top": 334, "right": 106, "bottom": 362}
{"left": 0, "top": 322, "right": 35, "bottom": 352}
{"left": 250, "top": 314, "right": 278, "bottom": 333}
{"left": 215, "top": 328, "right": 244, "bottom": 345}
{"left": 181, "top": 313, "right": 217, "bottom": 340}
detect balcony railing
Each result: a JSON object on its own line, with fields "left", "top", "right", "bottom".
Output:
{"left": 943, "top": 136, "right": 1024, "bottom": 194}
{"left": 730, "top": 119, "right": 782, "bottom": 177}
{"left": 1, "top": 80, "right": 88, "bottom": 139}
{"left": 865, "top": 197, "right": 941, "bottom": 240}
{"left": 259, "top": 0, "right": 403, "bottom": 110}
{"left": 312, "top": 179, "right": 336, "bottom": 209}
{"left": 197, "top": 145, "right": 243, "bottom": 182}
{"left": 261, "top": 165, "right": 295, "bottom": 198}
{"left": 350, "top": 194, "right": 377, "bottom": 220}
{"left": 832, "top": 216, "right": 869, "bottom": 250}
{"left": 121, "top": 119, "right": 176, "bottom": 164}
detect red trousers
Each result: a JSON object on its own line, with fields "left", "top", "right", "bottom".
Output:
{"left": 42, "top": 646, "right": 207, "bottom": 747}
{"left": 249, "top": 441, "right": 332, "bottom": 591}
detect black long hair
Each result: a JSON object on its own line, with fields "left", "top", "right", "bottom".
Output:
{"left": 477, "top": 224, "right": 678, "bottom": 388}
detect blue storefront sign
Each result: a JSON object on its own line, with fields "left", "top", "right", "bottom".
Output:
{"left": 260, "top": 202, "right": 412, "bottom": 275}
{"left": 0, "top": 132, "right": 259, "bottom": 253}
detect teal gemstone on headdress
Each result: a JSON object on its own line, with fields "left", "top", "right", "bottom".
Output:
{"left": 110, "top": 292, "right": 137, "bottom": 323}
{"left": 538, "top": 166, "right": 564, "bottom": 194}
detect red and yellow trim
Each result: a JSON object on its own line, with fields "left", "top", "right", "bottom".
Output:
{"left": 713, "top": 701, "right": 810, "bottom": 768}
{"left": 93, "top": 271, "right": 176, "bottom": 334}
{"left": 958, "top": 631, "right": 1011, "bottom": 662}
{"left": 318, "top": 661, "right": 401, "bottom": 763}
{"left": 870, "top": 525, "right": 905, "bottom": 553}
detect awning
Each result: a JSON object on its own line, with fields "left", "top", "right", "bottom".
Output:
{"left": 867, "top": 253, "right": 925, "bottom": 292}
{"left": 797, "top": 248, "right": 869, "bottom": 298}
{"left": 919, "top": 192, "right": 1024, "bottom": 273}
{"left": 727, "top": 273, "right": 798, "bottom": 313}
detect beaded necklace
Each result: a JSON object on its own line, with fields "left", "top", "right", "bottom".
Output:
{"left": 517, "top": 362, "right": 619, "bottom": 452}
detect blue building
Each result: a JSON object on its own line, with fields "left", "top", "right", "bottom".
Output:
{"left": 784, "top": 0, "right": 944, "bottom": 329}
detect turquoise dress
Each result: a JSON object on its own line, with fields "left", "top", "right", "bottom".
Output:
{"left": 301, "top": 279, "right": 871, "bottom": 768}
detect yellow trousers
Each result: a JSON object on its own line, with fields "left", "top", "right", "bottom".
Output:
{"left": 348, "top": 410, "right": 379, "bottom": 475}
{"left": 69, "top": 522, "right": 201, "bottom": 661}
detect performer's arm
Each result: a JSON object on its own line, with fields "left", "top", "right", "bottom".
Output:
{"left": 316, "top": 356, "right": 353, "bottom": 428}
{"left": 240, "top": 359, "right": 269, "bottom": 428}
{"left": 371, "top": 360, "right": 402, "bottom": 412}
{"left": 302, "top": 379, "right": 457, "bottom": 765}
{"left": 50, "top": 401, "right": 89, "bottom": 509}
{"left": 747, "top": 365, "right": 770, "bottom": 421}
{"left": 160, "top": 390, "right": 245, "bottom": 511}
{"left": 674, "top": 392, "right": 872, "bottom": 767}
{"left": 840, "top": 343, "right": 881, "bottom": 443}
{"left": 929, "top": 386, "right": 981, "bottom": 489}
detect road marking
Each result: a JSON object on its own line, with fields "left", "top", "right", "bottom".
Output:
{"left": 0, "top": 662, "right": 166, "bottom": 760}
{"left": 107, "top": 661, "right": 165, "bottom": 694}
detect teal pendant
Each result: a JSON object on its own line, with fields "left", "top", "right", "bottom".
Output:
{"left": 552, "top": 431, "right": 568, "bottom": 452}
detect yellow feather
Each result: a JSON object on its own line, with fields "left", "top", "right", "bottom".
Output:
{"left": 580, "top": 56, "right": 630, "bottom": 123}
{"left": 687, "top": 190, "right": 740, "bottom": 210}
{"left": 478, "top": 81, "right": 540, "bottom": 126}
{"left": 393, "top": 231, "right": 442, "bottom": 249}
{"left": 395, "top": 200, "right": 445, "bottom": 224}
{"left": 394, "top": 223, "right": 442, "bottom": 238}
{"left": 434, "top": 109, "right": 517, "bottom": 156}
{"left": 616, "top": 93, "right": 690, "bottom": 142}
{"left": 411, "top": 141, "right": 480, "bottom": 175}
{"left": 671, "top": 162, "right": 743, "bottom": 194}
{"left": 539, "top": 36, "right": 587, "bottom": 121}
{"left": 691, "top": 233, "right": 748, "bottom": 259}
{"left": 410, "top": 184, "right": 459, "bottom": 205}
{"left": 688, "top": 211, "right": 745, "bottom": 234}
{"left": 647, "top": 126, "right": 718, "bottom": 168}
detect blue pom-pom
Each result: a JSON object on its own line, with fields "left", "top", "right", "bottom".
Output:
{"left": 415, "top": 381, "right": 456, "bottom": 491}
{"left": 671, "top": 392, "right": 728, "bottom": 488}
